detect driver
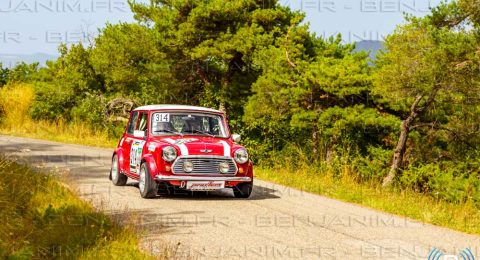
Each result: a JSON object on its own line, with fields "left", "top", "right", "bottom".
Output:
{"left": 182, "top": 119, "right": 202, "bottom": 133}
{"left": 154, "top": 121, "right": 175, "bottom": 133}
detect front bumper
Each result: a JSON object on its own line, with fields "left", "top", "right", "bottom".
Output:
{"left": 155, "top": 175, "right": 252, "bottom": 182}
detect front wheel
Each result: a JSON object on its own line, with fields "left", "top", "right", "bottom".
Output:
{"left": 139, "top": 162, "right": 158, "bottom": 199}
{"left": 111, "top": 154, "right": 127, "bottom": 186}
{"left": 233, "top": 181, "right": 253, "bottom": 198}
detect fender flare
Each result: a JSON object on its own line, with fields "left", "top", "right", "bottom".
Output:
{"left": 142, "top": 154, "right": 159, "bottom": 179}
{"left": 246, "top": 161, "right": 254, "bottom": 178}
{"left": 113, "top": 148, "right": 127, "bottom": 174}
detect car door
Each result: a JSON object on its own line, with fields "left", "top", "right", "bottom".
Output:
{"left": 121, "top": 111, "right": 139, "bottom": 176}
{"left": 128, "top": 112, "right": 148, "bottom": 176}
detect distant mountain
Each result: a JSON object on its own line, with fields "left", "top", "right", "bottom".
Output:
{"left": 0, "top": 53, "right": 58, "bottom": 68}
{"left": 0, "top": 41, "right": 383, "bottom": 69}
{"left": 354, "top": 40, "right": 384, "bottom": 60}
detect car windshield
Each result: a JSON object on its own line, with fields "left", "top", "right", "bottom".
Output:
{"left": 151, "top": 112, "right": 229, "bottom": 138}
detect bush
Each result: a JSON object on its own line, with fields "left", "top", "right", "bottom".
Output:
{"left": 400, "top": 162, "right": 480, "bottom": 204}
{"left": 30, "top": 82, "right": 77, "bottom": 121}
{"left": 352, "top": 146, "right": 393, "bottom": 181}
{"left": 71, "top": 93, "right": 106, "bottom": 127}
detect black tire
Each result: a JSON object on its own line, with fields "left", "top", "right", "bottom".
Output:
{"left": 157, "top": 182, "right": 174, "bottom": 196}
{"left": 139, "top": 162, "right": 158, "bottom": 199}
{"left": 233, "top": 181, "right": 253, "bottom": 198}
{"left": 111, "top": 154, "right": 127, "bottom": 186}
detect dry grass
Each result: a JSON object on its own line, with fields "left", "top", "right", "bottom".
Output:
{"left": 0, "top": 119, "right": 117, "bottom": 148}
{"left": 0, "top": 83, "right": 34, "bottom": 128}
{"left": 0, "top": 83, "right": 116, "bottom": 148}
{"left": 0, "top": 156, "right": 154, "bottom": 259}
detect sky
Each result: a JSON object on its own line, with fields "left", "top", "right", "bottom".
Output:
{"left": 0, "top": 0, "right": 443, "bottom": 56}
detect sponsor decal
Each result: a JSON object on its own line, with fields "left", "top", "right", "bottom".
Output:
{"left": 130, "top": 140, "right": 146, "bottom": 173}
{"left": 148, "top": 144, "right": 156, "bottom": 152}
{"left": 186, "top": 181, "right": 225, "bottom": 191}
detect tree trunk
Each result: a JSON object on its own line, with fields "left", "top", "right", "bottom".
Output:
{"left": 312, "top": 125, "right": 318, "bottom": 161}
{"left": 382, "top": 86, "right": 440, "bottom": 187}
{"left": 218, "top": 101, "right": 226, "bottom": 112}
{"left": 326, "top": 136, "right": 337, "bottom": 164}
{"left": 382, "top": 95, "right": 423, "bottom": 187}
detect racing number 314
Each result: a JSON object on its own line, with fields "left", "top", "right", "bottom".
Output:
{"left": 154, "top": 113, "right": 169, "bottom": 122}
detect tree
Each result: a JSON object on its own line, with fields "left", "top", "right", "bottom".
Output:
{"left": 0, "top": 63, "right": 8, "bottom": 87}
{"left": 90, "top": 23, "right": 180, "bottom": 104}
{"left": 374, "top": 2, "right": 480, "bottom": 187}
{"left": 5, "top": 62, "right": 39, "bottom": 83}
{"left": 129, "top": 0, "right": 298, "bottom": 117}
{"left": 244, "top": 21, "right": 397, "bottom": 161}
{"left": 27, "top": 44, "right": 102, "bottom": 121}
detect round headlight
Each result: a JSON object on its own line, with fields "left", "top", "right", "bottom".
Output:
{"left": 234, "top": 148, "right": 249, "bottom": 164}
{"left": 162, "top": 146, "right": 177, "bottom": 162}
{"left": 183, "top": 161, "right": 194, "bottom": 173}
{"left": 219, "top": 162, "right": 230, "bottom": 174}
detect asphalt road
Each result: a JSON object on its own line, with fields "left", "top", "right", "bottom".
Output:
{"left": 1, "top": 135, "right": 479, "bottom": 260}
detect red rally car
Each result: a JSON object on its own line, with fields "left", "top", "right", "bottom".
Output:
{"left": 109, "top": 105, "right": 254, "bottom": 199}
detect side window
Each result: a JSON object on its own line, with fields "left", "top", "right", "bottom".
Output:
{"left": 137, "top": 113, "right": 148, "bottom": 132}
{"left": 126, "top": 111, "right": 139, "bottom": 135}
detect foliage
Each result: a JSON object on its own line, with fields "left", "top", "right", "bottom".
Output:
{"left": 0, "top": 63, "right": 8, "bottom": 87}
{"left": 90, "top": 23, "right": 180, "bottom": 105}
{"left": 4, "top": 62, "right": 39, "bottom": 83}
{"left": 30, "top": 82, "right": 77, "bottom": 121}
{"left": 71, "top": 93, "right": 107, "bottom": 126}
{"left": 374, "top": 1, "right": 480, "bottom": 186}
{"left": 129, "top": 0, "right": 300, "bottom": 115}
{"left": 400, "top": 161, "right": 480, "bottom": 204}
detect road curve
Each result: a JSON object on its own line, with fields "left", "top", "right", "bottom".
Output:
{"left": 1, "top": 135, "right": 479, "bottom": 259}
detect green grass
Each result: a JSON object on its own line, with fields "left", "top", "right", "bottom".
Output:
{"left": 0, "top": 156, "right": 155, "bottom": 259}
{"left": 256, "top": 166, "right": 480, "bottom": 235}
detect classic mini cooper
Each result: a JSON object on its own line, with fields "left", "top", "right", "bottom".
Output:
{"left": 109, "top": 105, "right": 253, "bottom": 198}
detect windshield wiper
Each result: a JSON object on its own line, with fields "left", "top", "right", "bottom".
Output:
{"left": 154, "top": 130, "right": 183, "bottom": 136}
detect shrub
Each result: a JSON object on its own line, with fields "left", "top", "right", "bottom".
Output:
{"left": 30, "top": 82, "right": 77, "bottom": 121}
{"left": 352, "top": 146, "right": 393, "bottom": 181}
{"left": 401, "top": 162, "right": 480, "bottom": 204}
{"left": 70, "top": 93, "right": 106, "bottom": 127}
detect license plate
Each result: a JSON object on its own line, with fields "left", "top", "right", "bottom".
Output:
{"left": 186, "top": 181, "right": 225, "bottom": 191}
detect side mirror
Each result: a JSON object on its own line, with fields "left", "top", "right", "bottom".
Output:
{"left": 133, "top": 130, "right": 145, "bottom": 139}
{"left": 232, "top": 134, "right": 241, "bottom": 143}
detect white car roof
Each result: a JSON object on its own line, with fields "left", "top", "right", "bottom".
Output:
{"left": 133, "top": 104, "right": 223, "bottom": 113}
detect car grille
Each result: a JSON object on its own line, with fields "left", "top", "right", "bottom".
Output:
{"left": 172, "top": 156, "right": 237, "bottom": 175}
